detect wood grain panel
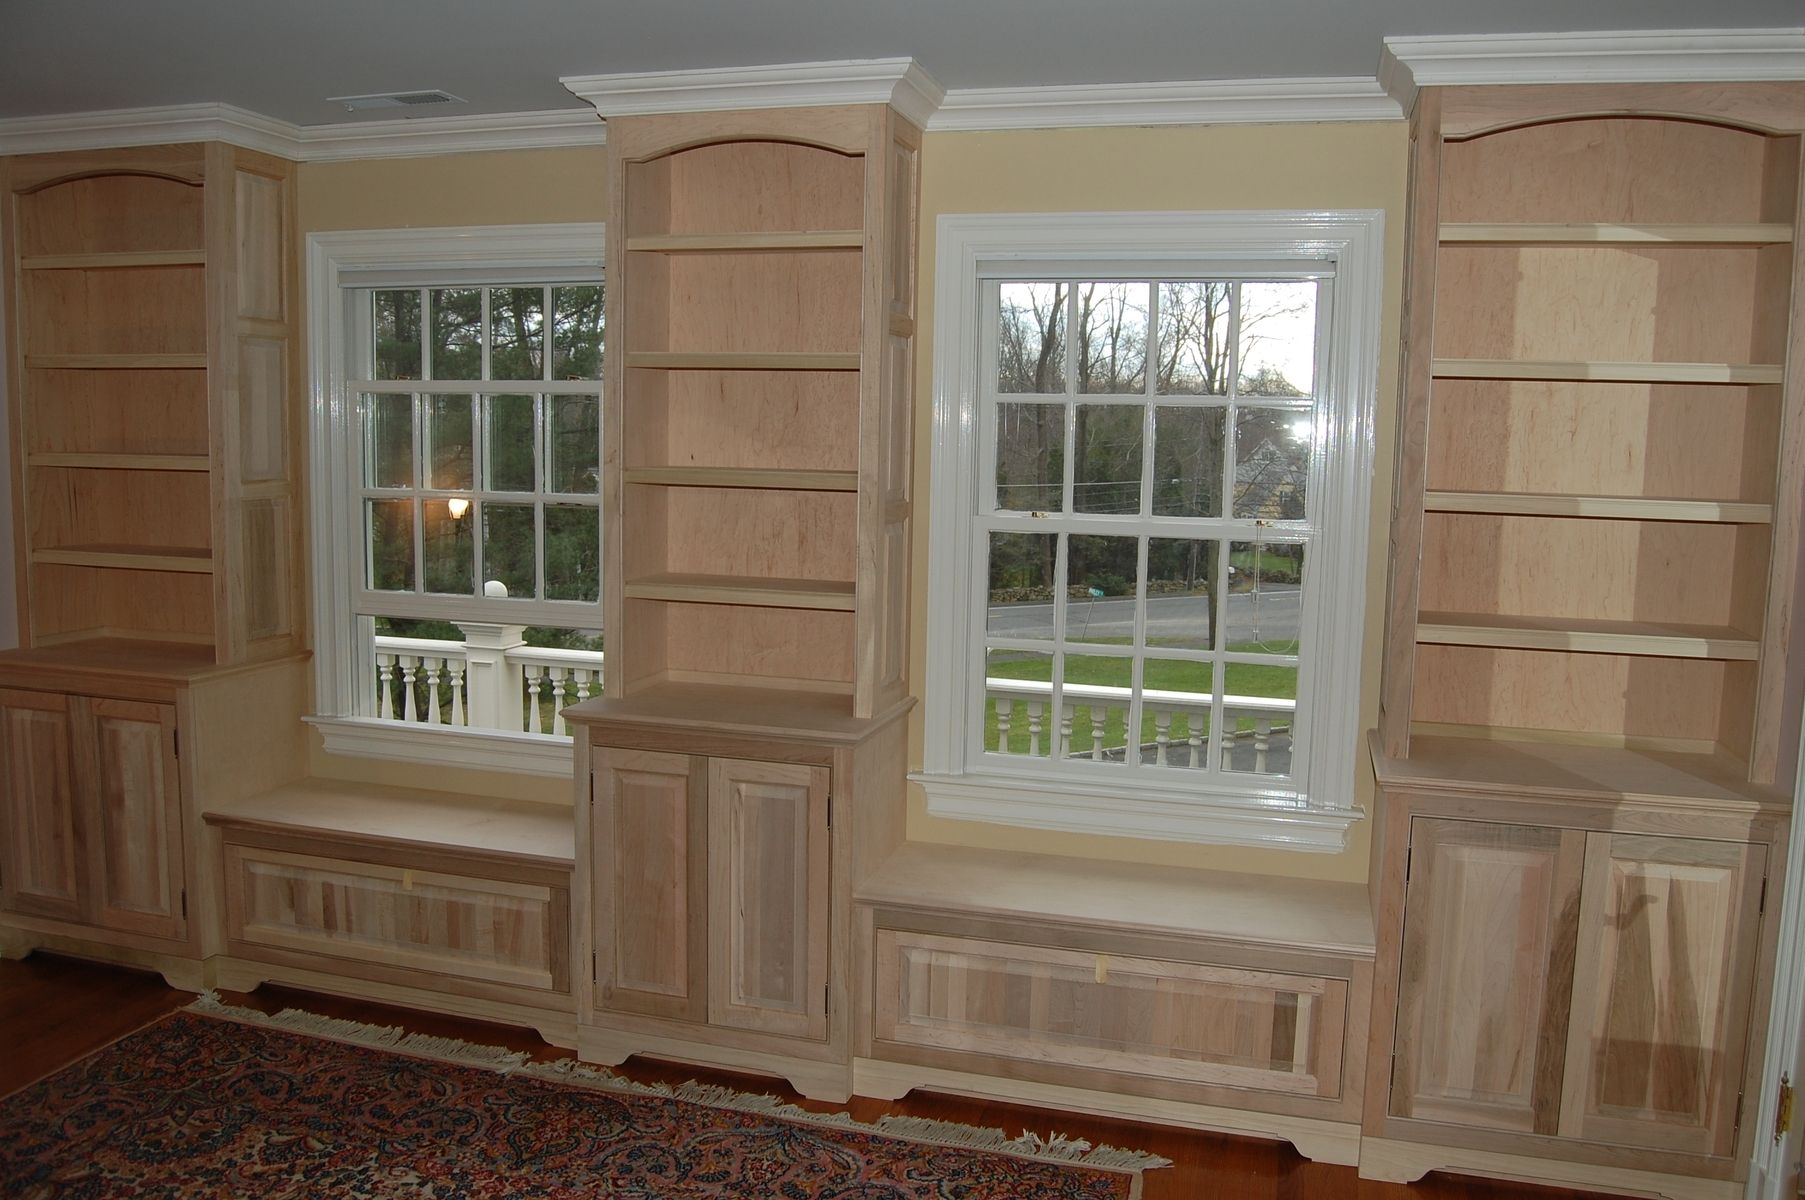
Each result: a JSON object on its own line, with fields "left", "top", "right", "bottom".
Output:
{"left": 74, "top": 698, "right": 183, "bottom": 939}
{"left": 1560, "top": 834, "right": 1765, "bottom": 1156}
{"left": 663, "top": 250, "right": 861, "bottom": 355}
{"left": 592, "top": 747, "right": 703, "bottom": 1020}
{"left": 874, "top": 929, "right": 1348, "bottom": 1098}
{"left": 654, "top": 371, "right": 858, "bottom": 473}
{"left": 707, "top": 757, "right": 829, "bottom": 1040}
{"left": 22, "top": 368, "right": 210, "bottom": 458}
{"left": 0, "top": 689, "right": 80, "bottom": 921}
{"left": 664, "top": 139, "right": 865, "bottom": 235}
{"left": 16, "top": 172, "right": 204, "bottom": 256}
{"left": 233, "top": 169, "right": 284, "bottom": 321}
{"left": 659, "top": 602, "right": 855, "bottom": 688}
{"left": 662, "top": 487, "right": 856, "bottom": 582}
{"left": 1391, "top": 818, "right": 1584, "bottom": 1134}
{"left": 23, "top": 265, "right": 205, "bottom": 357}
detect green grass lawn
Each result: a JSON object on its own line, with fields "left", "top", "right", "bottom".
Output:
{"left": 984, "top": 642, "right": 1297, "bottom": 757}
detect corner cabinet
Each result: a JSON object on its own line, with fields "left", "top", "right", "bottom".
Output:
{"left": 1367, "top": 81, "right": 1805, "bottom": 1197}
{"left": 572, "top": 690, "right": 908, "bottom": 1101}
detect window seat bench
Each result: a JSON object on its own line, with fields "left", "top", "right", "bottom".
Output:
{"left": 852, "top": 842, "right": 1375, "bottom": 1165}
{"left": 202, "top": 779, "right": 577, "bottom": 1046}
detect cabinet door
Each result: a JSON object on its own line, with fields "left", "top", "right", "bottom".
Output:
{"left": 592, "top": 747, "right": 706, "bottom": 1020}
{"left": 707, "top": 758, "right": 829, "bottom": 1041}
{"left": 72, "top": 698, "right": 184, "bottom": 939}
{"left": 1559, "top": 834, "right": 1765, "bottom": 1156}
{"left": 1391, "top": 818, "right": 1585, "bottom": 1134}
{"left": 0, "top": 689, "right": 81, "bottom": 921}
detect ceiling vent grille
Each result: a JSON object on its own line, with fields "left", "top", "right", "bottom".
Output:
{"left": 331, "top": 90, "right": 466, "bottom": 112}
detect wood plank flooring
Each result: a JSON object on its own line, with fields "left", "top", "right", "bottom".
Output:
{"left": 1, "top": 953, "right": 1606, "bottom": 1200}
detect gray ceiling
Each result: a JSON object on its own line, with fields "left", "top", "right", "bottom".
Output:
{"left": 2, "top": 0, "right": 1801, "bottom": 126}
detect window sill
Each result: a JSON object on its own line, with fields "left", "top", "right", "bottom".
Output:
{"left": 307, "top": 716, "right": 574, "bottom": 777}
{"left": 911, "top": 769, "right": 1363, "bottom": 852}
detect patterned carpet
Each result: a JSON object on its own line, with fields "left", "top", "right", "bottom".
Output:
{"left": 0, "top": 1001, "right": 1163, "bottom": 1198}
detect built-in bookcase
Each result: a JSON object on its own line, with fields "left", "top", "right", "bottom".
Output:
{"left": 2, "top": 144, "right": 304, "bottom": 667}
{"left": 603, "top": 108, "right": 919, "bottom": 718}
{"left": 1380, "top": 85, "right": 1805, "bottom": 785}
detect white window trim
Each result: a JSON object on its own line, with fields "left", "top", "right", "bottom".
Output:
{"left": 305, "top": 223, "right": 605, "bottom": 772}
{"left": 914, "top": 210, "right": 1383, "bottom": 851}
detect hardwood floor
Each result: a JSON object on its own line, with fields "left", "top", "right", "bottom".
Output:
{"left": 0, "top": 952, "right": 1605, "bottom": 1200}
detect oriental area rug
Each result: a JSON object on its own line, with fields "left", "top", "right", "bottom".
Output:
{"left": 0, "top": 995, "right": 1165, "bottom": 1199}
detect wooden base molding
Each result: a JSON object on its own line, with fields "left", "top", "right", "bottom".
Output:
{"left": 0, "top": 924, "right": 206, "bottom": 991}
{"left": 1355, "top": 1137, "right": 1741, "bottom": 1200}
{"left": 853, "top": 1058, "right": 1362, "bottom": 1166}
{"left": 580, "top": 1025, "right": 854, "bottom": 1103}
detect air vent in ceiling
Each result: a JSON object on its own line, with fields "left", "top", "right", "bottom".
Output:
{"left": 330, "top": 90, "right": 466, "bottom": 112}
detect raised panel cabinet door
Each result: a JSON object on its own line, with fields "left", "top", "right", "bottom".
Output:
{"left": 706, "top": 757, "right": 829, "bottom": 1041}
{"left": 0, "top": 689, "right": 81, "bottom": 921}
{"left": 1391, "top": 817, "right": 1585, "bottom": 1134}
{"left": 592, "top": 746, "right": 706, "bottom": 1020}
{"left": 1559, "top": 834, "right": 1766, "bottom": 1156}
{"left": 72, "top": 698, "right": 185, "bottom": 939}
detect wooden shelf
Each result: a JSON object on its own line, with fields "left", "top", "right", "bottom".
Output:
{"left": 28, "top": 452, "right": 210, "bottom": 473}
{"left": 624, "top": 573, "right": 856, "bottom": 611}
{"left": 1432, "top": 359, "right": 1783, "bottom": 385}
{"left": 1439, "top": 222, "right": 1793, "bottom": 245}
{"left": 1416, "top": 611, "right": 1759, "bottom": 660}
{"left": 566, "top": 680, "right": 906, "bottom": 745}
{"left": 31, "top": 544, "right": 214, "bottom": 574}
{"left": 624, "top": 351, "right": 860, "bottom": 372}
{"left": 624, "top": 466, "right": 859, "bottom": 492}
{"left": 626, "top": 231, "right": 863, "bottom": 252}
{"left": 25, "top": 353, "right": 207, "bottom": 371}
{"left": 22, "top": 249, "right": 206, "bottom": 269}
{"left": 1369, "top": 731, "right": 1785, "bottom": 811}
{"left": 1423, "top": 490, "right": 1773, "bottom": 523}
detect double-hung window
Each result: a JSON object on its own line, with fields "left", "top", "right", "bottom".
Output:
{"left": 917, "top": 212, "right": 1382, "bottom": 849}
{"left": 307, "top": 225, "right": 606, "bottom": 772}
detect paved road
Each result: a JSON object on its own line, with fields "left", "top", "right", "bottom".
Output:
{"left": 987, "top": 584, "right": 1300, "bottom": 649}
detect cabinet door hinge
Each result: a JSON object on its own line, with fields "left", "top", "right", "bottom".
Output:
{"left": 1760, "top": 875, "right": 1769, "bottom": 916}
{"left": 180, "top": 890, "right": 188, "bottom": 919}
{"left": 1736, "top": 1089, "right": 1747, "bottom": 1134}
{"left": 1777, "top": 1074, "right": 1795, "bottom": 1143}
{"left": 592, "top": 950, "right": 598, "bottom": 984}
{"left": 172, "top": 730, "right": 180, "bottom": 759}
{"left": 1404, "top": 845, "right": 1412, "bottom": 884}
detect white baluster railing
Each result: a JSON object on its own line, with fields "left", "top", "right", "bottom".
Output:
{"left": 371, "top": 634, "right": 603, "bottom": 736}
{"left": 984, "top": 677, "right": 1291, "bottom": 771}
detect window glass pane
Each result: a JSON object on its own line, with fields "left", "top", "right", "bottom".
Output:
{"left": 1064, "top": 534, "right": 1136, "bottom": 645}
{"left": 1147, "top": 538, "right": 1218, "bottom": 651}
{"left": 425, "top": 395, "right": 473, "bottom": 489}
{"left": 430, "top": 287, "right": 483, "bottom": 380}
{"left": 481, "top": 502, "right": 535, "bottom": 598}
{"left": 1221, "top": 664, "right": 1297, "bottom": 777}
{"left": 997, "top": 283, "right": 1066, "bottom": 394}
{"left": 373, "top": 290, "right": 422, "bottom": 380}
{"left": 1228, "top": 541, "right": 1304, "bottom": 656}
{"left": 1077, "top": 283, "right": 1147, "bottom": 394}
{"left": 490, "top": 287, "right": 544, "bottom": 381}
{"left": 367, "top": 499, "right": 413, "bottom": 592}
{"left": 484, "top": 394, "right": 536, "bottom": 492}
{"left": 422, "top": 499, "right": 474, "bottom": 595}
{"left": 1238, "top": 281, "right": 1317, "bottom": 398}
{"left": 549, "top": 395, "right": 601, "bottom": 494}
{"left": 553, "top": 285, "right": 605, "bottom": 380}
{"left": 994, "top": 402, "right": 1064, "bottom": 513}
{"left": 1233, "top": 409, "right": 1310, "bottom": 520}
{"left": 984, "top": 648, "right": 1053, "bottom": 758}
{"left": 1073, "top": 404, "right": 1142, "bottom": 515}
{"left": 1141, "top": 656, "right": 1212, "bottom": 769}
{"left": 364, "top": 394, "right": 414, "bottom": 489}
{"left": 1154, "top": 282, "right": 1230, "bottom": 395}
{"left": 1152, "top": 406, "right": 1224, "bottom": 518}
{"left": 1060, "top": 653, "right": 1133, "bottom": 762}
{"left": 545, "top": 506, "right": 600, "bottom": 602}
{"left": 987, "top": 532, "right": 1056, "bottom": 641}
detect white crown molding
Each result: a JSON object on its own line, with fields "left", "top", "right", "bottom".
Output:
{"left": 1382, "top": 28, "right": 1805, "bottom": 104}
{"left": 0, "top": 102, "right": 605, "bottom": 161}
{"left": 929, "top": 76, "right": 1400, "bottom": 131}
{"left": 561, "top": 57, "right": 946, "bottom": 127}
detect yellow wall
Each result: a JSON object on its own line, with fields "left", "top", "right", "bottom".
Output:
{"left": 293, "top": 124, "right": 1408, "bottom": 878}
{"left": 903, "top": 124, "right": 1409, "bottom": 884}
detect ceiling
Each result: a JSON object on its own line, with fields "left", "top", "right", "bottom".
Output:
{"left": 1, "top": 1, "right": 1800, "bottom": 127}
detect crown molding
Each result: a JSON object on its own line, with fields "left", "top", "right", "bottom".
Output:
{"left": 0, "top": 102, "right": 605, "bottom": 161}
{"left": 561, "top": 57, "right": 946, "bottom": 127}
{"left": 929, "top": 76, "right": 1400, "bottom": 131}
{"left": 1382, "top": 28, "right": 1805, "bottom": 104}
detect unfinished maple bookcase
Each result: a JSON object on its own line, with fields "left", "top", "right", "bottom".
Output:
{"left": 566, "top": 101, "right": 919, "bottom": 1100}
{"left": 1367, "top": 83, "right": 1805, "bottom": 1198}
{"left": 0, "top": 143, "right": 309, "bottom": 984}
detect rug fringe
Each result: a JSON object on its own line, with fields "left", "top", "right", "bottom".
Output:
{"left": 187, "top": 992, "right": 531, "bottom": 1072}
{"left": 187, "top": 994, "right": 1169, "bottom": 1177}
